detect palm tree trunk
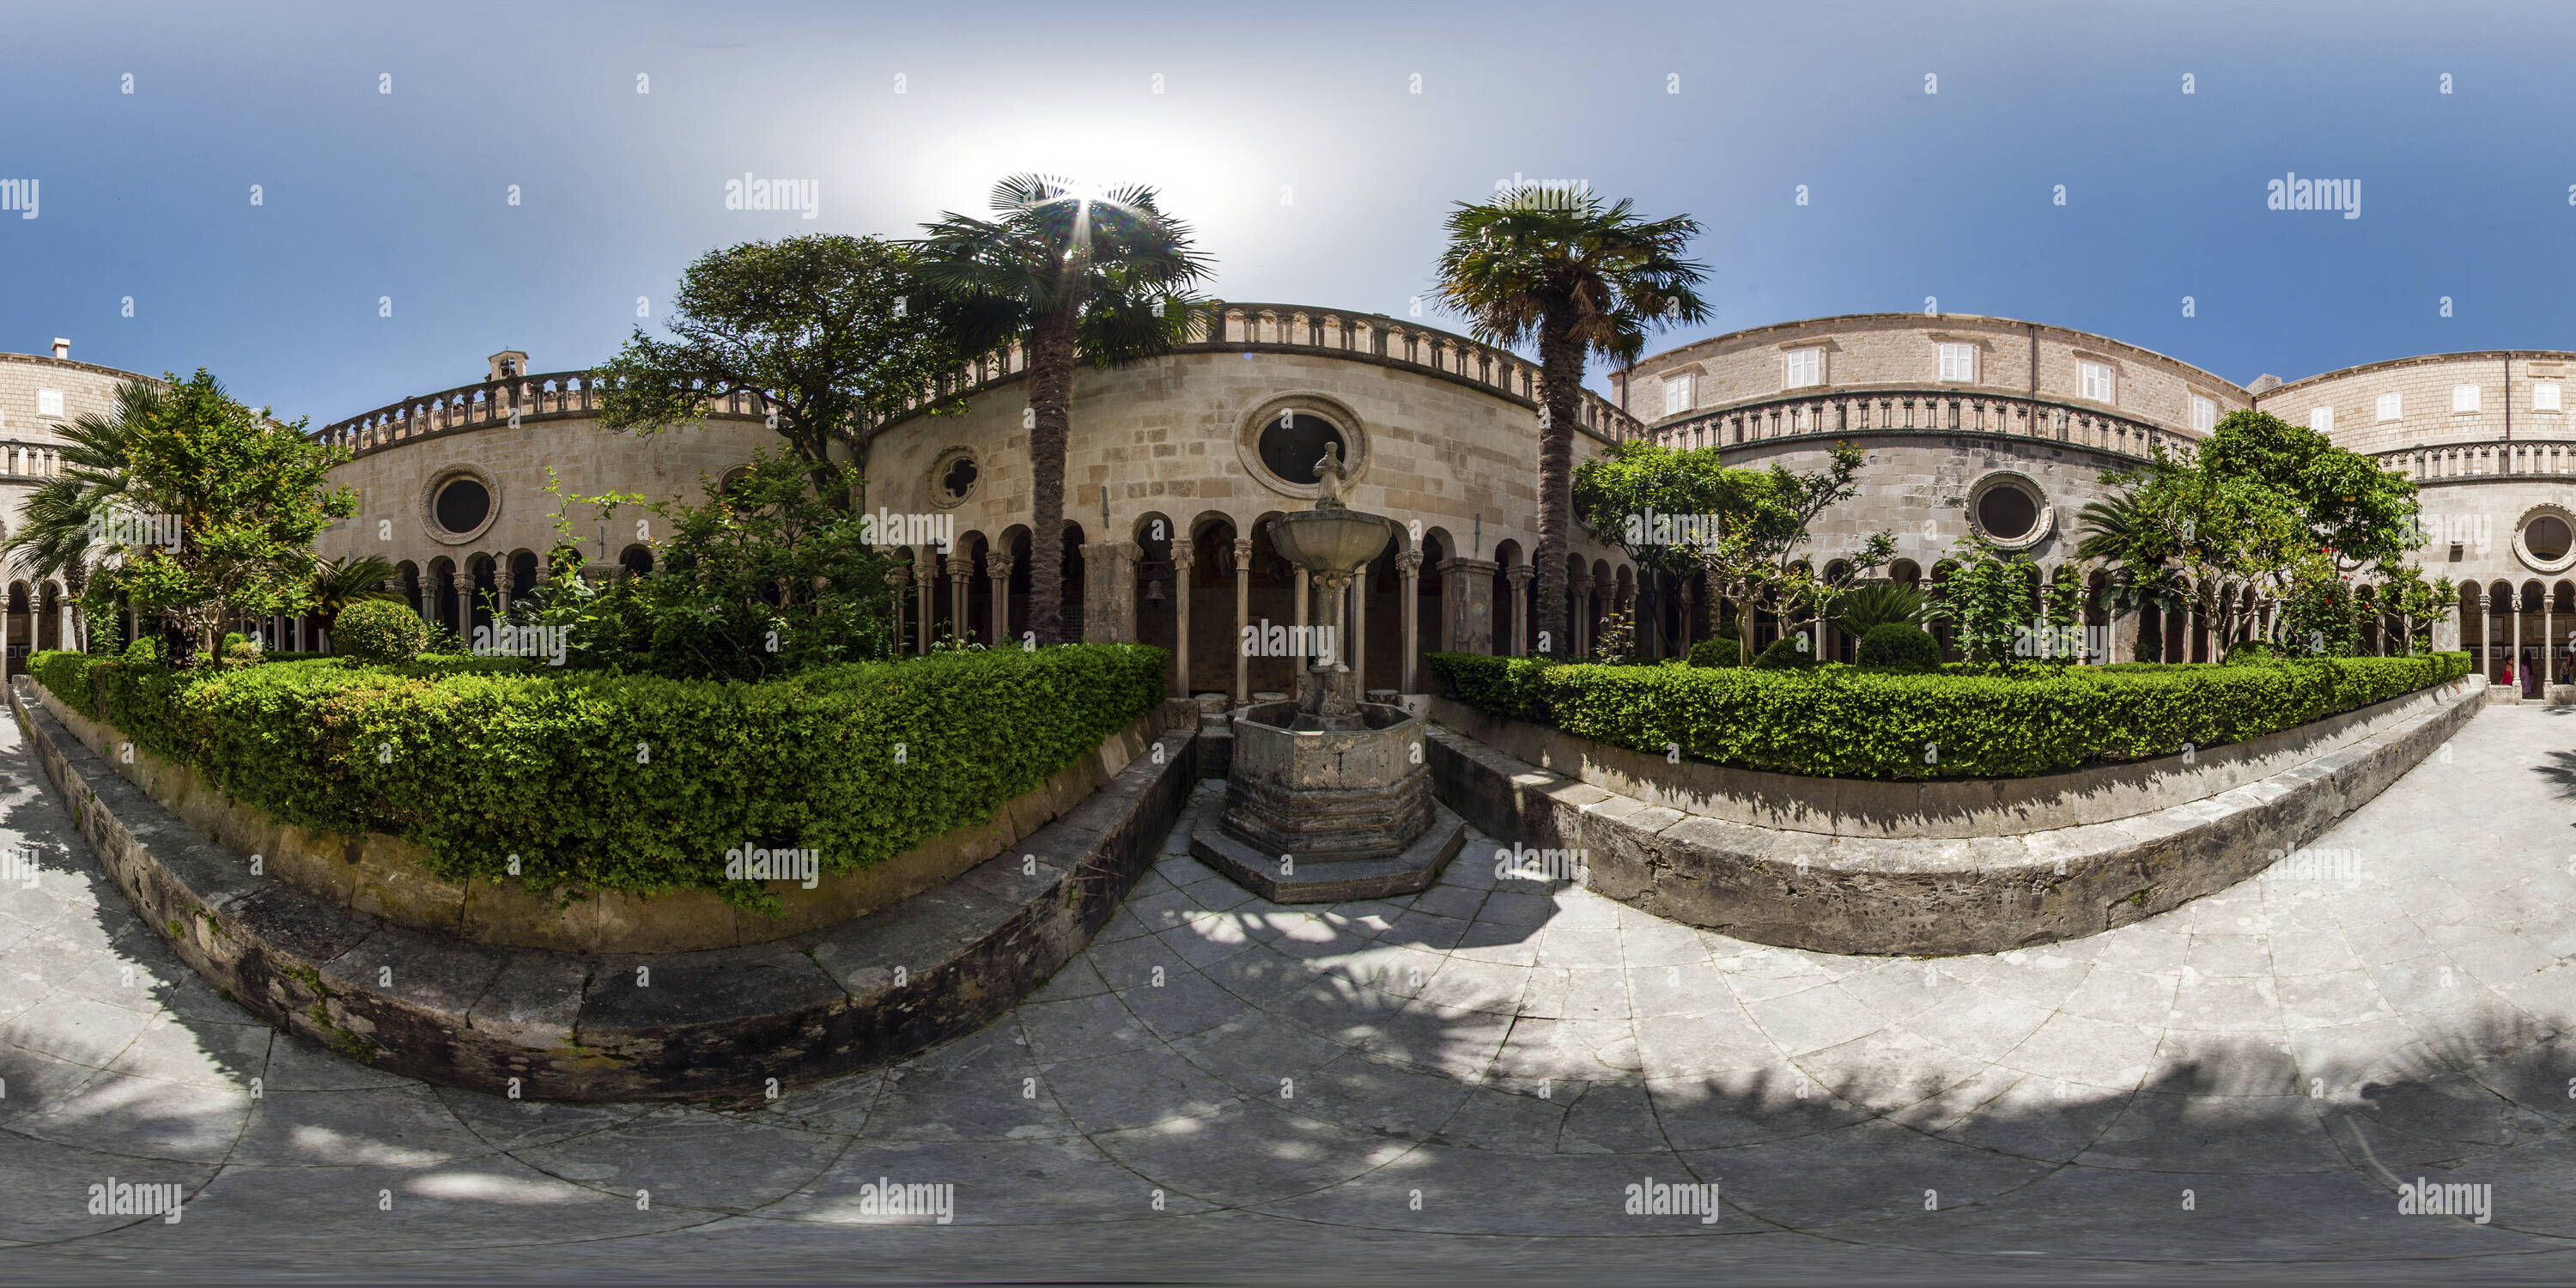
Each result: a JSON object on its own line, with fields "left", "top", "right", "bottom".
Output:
{"left": 1023, "top": 310, "right": 1079, "bottom": 647}
{"left": 1532, "top": 311, "right": 1581, "bottom": 656}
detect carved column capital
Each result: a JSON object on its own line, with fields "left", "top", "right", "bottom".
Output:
{"left": 1395, "top": 550, "right": 1423, "bottom": 575}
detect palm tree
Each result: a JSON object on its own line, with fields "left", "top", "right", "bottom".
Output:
{"left": 306, "top": 555, "right": 401, "bottom": 650}
{"left": 3, "top": 379, "right": 155, "bottom": 653}
{"left": 1434, "top": 185, "right": 1710, "bottom": 655}
{"left": 2075, "top": 489, "right": 2184, "bottom": 660}
{"left": 909, "top": 175, "right": 1212, "bottom": 646}
{"left": 1828, "top": 580, "right": 1925, "bottom": 637}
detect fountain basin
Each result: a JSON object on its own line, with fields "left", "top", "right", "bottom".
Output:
{"left": 1191, "top": 701, "right": 1467, "bottom": 902}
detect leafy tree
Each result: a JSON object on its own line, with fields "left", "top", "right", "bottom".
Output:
{"left": 514, "top": 452, "right": 902, "bottom": 680}
{"left": 2194, "top": 410, "right": 2425, "bottom": 577}
{"left": 1434, "top": 185, "right": 1710, "bottom": 655}
{"left": 2375, "top": 564, "right": 2457, "bottom": 654}
{"left": 307, "top": 555, "right": 402, "bottom": 643}
{"left": 910, "top": 175, "right": 1212, "bottom": 645}
{"left": 3, "top": 378, "right": 155, "bottom": 653}
{"left": 1687, "top": 442, "right": 1896, "bottom": 664}
{"left": 1923, "top": 532, "right": 2034, "bottom": 664}
{"left": 104, "top": 370, "right": 354, "bottom": 665}
{"left": 597, "top": 234, "right": 968, "bottom": 505}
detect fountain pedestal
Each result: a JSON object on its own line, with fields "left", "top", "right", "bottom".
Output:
{"left": 1191, "top": 500, "right": 1466, "bottom": 902}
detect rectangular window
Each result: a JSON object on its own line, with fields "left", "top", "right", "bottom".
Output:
{"left": 1783, "top": 348, "right": 1821, "bottom": 389}
{"left": 2309, "top": 406, "right": 2334, "bottom": 433}
{"left": 2190, "top": 394, "right": 2216, "bottom": 434}
{"left": 35, "top": 389, "right": 62, "bottom": 416}
{"left": 2537, "top": 382, "right": 2562, "bottom": 411}
{"left": 2081, "top": 361, "right": 2113, "bottom": 403}
{"left": 1662, "top": 374, "right": 1693, "bottom": 416}
{"left": 1938, "top": 343, "right": 1976, "bottom": 382}
{"left": 2453, "top": 384, "right": 2482, "bottom": 413}
{"left": 2376, "top": 392, "right": 2402, "bottom": 422}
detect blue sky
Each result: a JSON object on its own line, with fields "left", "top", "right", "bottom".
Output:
{"left": 4, "top": 0, "right": 2573, "bottom": 425}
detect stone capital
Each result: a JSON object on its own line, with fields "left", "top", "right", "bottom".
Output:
{"left": 1505, "top": 564, "right": 1534, "bottom": 587}
{"left": 1395, "top": 550, "right": 1424, "bottom": 574}
{"left": 987, "top": 554, "right": 1015, "bottom": 579}
{"left": 884, "top": 566, "right": 913, "bottom": 588}
{"left": 1231, "top": 538, "right": 1254, "bottom": 571}
{"left": 451, "top": 574, "right": 476, "bottom": 590}
{"left": 1170, "top": 540, "right": 1194, "bottom": 572}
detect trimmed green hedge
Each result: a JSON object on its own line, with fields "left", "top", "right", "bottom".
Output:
{"left": 33, "top": 644, "right": 1167, "bottom": 909}
{"left": 1426, "top": 651, "right": 2472, "bottom": 781}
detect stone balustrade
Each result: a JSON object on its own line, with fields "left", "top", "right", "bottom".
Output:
{"left": 1646, "top": 387, "right": 2193, "bottom": 462}
{"left": 2381, "top": 438, "right": 2576, "bottom": 482}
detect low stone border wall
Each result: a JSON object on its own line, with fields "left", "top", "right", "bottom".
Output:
{"left": 16, "top": 677, "right": 1197, "bottom": 1101}
{"left": 1428, "top": 676, "right": 2485, "bottom": 957}
{"left": 1429, "top": 676, "right": 2469, "bottom": 839}
{"left": 31, "top": 679, "right": 1194, "bottom": 953}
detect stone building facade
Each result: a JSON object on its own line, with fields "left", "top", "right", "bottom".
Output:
{"left": 0, "top": 342, "right": 125, "bottom": 672}
{"left": 23, "top": 302, "right": 2545, "bottom": 692}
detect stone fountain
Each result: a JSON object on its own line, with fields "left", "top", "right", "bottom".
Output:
{"left": 1192, "top": 444, "right": 1468, "bottom": 902}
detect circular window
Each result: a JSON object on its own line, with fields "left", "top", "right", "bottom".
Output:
{"left": 2515, "top": 507, "right": 2576, "bottom": 573}
{"left": 418, "top": 465, "right": 501, "bottom": 545}
{"left": 2527, "top": 515, "right": 2569, "bottom": 560}
{"left": 1977, "top": 485, "right": 2038, "bottom": 539}
{"left": 1237, "top": 396, "right": 1369, "bottom": 499}
{"left": 1259, "top": 413, "right": 1346, "bottom": 484}
{"left": 1966, "top": 472, "right": 2054, "bottom": 550}
{"left": 434, "top": 477, "right": 489, "bottom": 533}
{"left": 928, "top": 447, "right": 979, "bottom": 509}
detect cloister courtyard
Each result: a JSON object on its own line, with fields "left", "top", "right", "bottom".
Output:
{"left": 3, "top": 697, "right": 2572, "bottom": 1283}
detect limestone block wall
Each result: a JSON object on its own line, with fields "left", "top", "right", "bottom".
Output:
{"left": 1617, "top": 314, "right": 2250, "bottom": 435}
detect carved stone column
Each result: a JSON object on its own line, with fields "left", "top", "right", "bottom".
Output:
{"left": 1292, "top": 567, "right": 1310, "bottom": 666}
{"left": 2514, "top": 591, "right": 2526, "bottom": 696}
{"left": 1232, "top": 538, "right": 1253, "bottom": 705}
{"left": 1170, "top": 541, "right": 1194, "bottom": 696}
{"left": 1439, "top": 556, "right": 1498, "bottom": 654}
{"left": 1506, "top": 566, "right": 1534, "bottom": 657}
{"left": 987, "top": 554, "right": 1014, "bottom": 648}
{"left": 884, "top": 565, "right": 912, "bottom": 653}
{"left": 1397, "top": 550, "right": 1423, "bottom": 692}
{"left": 948, "top": 561, "right": 973, "bottom": 644}
{"left": 913, "top": 549, "right": 939, "bottom": 653}
{"left": 1081, "top": 540, "right": 1140, "bottom": 644}
{"left": 453, "top": 573, "right": 474, "bottom": 644}
{"left": 1568, "top": 569, "right": 1591, "bottom": 659}
{"left": 1346, "top": 556, "right": 1364, "bottom": 697}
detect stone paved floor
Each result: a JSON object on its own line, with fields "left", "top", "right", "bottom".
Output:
{"left": 3, "top": 707, "right": 2575, "bottom": 1284}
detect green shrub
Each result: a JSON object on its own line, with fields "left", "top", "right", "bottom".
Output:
{"left": 2224, "top": 639, "right": 2281, "bottom": 665}
{"left": 333, "top": 599, "right": 428, "bottom": 665}
{"left": 121, "top": 637, "right": 163, "bottom": 665}
{"left": 1687, "top": 639, "right": 1746, "bottom": 668}
{"left": 1753, "top": 636, "right": 1818, "bottom": 669}
{"left": 1831, "top": 581, "right": 1924, "bottom": 635}
{"left": 1426, "top": 650, "right": 2470, "bottom": 781}
{"left": 222, "top": 641, "right": 263, "bottom": 667}
{"left": 31, "top": 643, "right": 1167, "bottom": 912}
{"left": 1858, "top": 623, "right": 1941, "bottom": 671}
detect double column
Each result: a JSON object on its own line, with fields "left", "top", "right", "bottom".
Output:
{"left": 1506, "top": 565, "right": 1534, "bottom": 657}
{"left": 1397, "top": 550, "right": 1423, "bottom": 692}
